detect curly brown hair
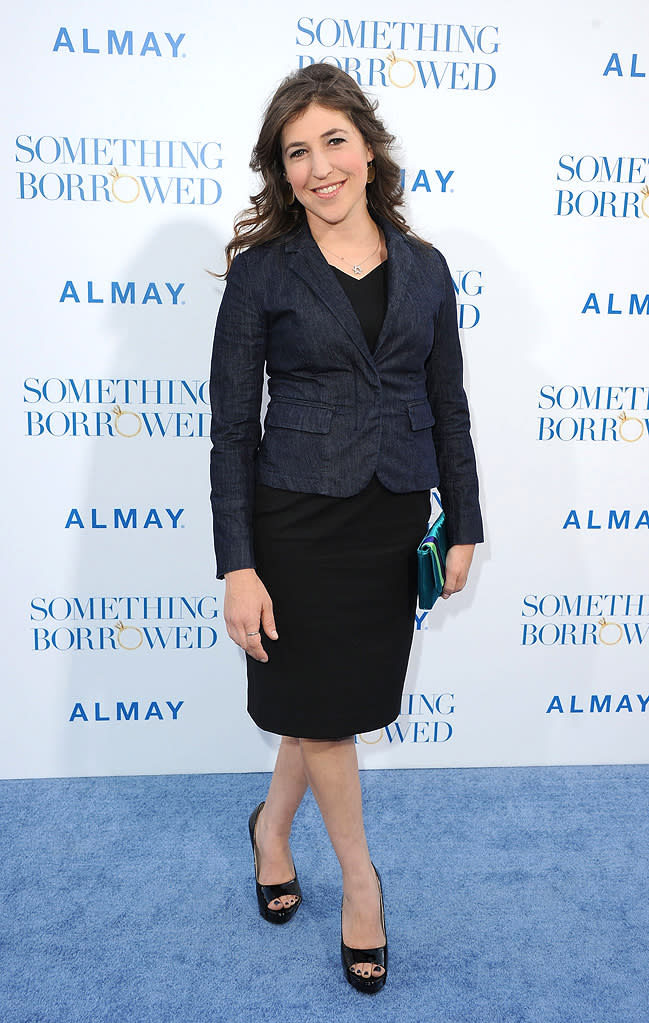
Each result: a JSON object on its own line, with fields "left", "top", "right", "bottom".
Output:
{"left": 220, "top": 64, "right": 417, "bottom": 275}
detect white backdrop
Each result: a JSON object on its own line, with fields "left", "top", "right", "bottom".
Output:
{"left": 2, "top": 1, "right": 648, "bottom": 778}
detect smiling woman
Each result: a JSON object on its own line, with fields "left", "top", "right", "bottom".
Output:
{"left": 282, "top": 107, "right": 373, "bottom": 226}
{"left": 219, "top": 63, "right": 408, "bottom": 271}
{"left": 209, "top": 64, "right": 483, "bottom": 994}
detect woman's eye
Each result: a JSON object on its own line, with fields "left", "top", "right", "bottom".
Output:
{"left": 328, "top": 137, "right": 346, "bottom": 146}
{"left": 288, "top": 148, "right": 307, "bottom": 159}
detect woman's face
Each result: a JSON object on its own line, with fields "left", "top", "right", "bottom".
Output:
{"left": 280, "top": 103, "right": 373, "bottom": 232}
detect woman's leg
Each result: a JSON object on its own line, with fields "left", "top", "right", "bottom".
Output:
{"left": 254, "top": 735, "right": 309, "bottom": 910}
{"left": 299, "top": 737, "right": 386, "bottom": 978}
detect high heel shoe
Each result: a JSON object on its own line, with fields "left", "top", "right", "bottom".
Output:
{"left": 341, "top": 865, "right": 388, "bottom": 994}
{"left": 248, "top": 802, "right": 302, "bottom": 924}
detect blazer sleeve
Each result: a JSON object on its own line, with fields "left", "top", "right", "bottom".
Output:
{"left": 425, "top": 249, "right": 484, "bottom": 547}
{"left": 209, "top": 253, "right": 267, "bottom": 578}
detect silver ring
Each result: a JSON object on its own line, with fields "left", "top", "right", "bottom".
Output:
{"left": 246, "top": 630, "right": 260, "bottom": 637}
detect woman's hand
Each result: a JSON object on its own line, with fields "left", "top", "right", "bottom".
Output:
{"left": 442, "top": 544, "right": 475, "bottom": 599}
{"left": 223, "top": 568, "right": 278, "bottom": 662}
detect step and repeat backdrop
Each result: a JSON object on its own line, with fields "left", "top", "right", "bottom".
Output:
{"left": 2, "top": 1, "right": 647, "bottom": 778}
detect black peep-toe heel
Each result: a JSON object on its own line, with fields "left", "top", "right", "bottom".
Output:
{"left": 341, "top": 864, "right": 388, "bottom": 993}
{"left": 248, "top": 801, "right": 302, "bottom": 924}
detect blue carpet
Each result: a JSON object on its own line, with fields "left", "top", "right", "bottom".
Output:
{"left": 1, "top": 765, "right": 648, "bottom": 1023}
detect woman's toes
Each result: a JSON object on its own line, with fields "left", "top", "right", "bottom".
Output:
{"left": 350, "top": 961, "right": 384, "bottom": 979}
{"left": 267, "top": 893, "right": 298, "bottom": 912}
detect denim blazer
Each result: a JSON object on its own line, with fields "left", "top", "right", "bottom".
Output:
{"left": 209, "top": 215, "right": 483, "bottom": 578}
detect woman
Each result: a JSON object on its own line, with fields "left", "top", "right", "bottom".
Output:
{"left": 209, "top": 64, "right": 483, "bottom": 993}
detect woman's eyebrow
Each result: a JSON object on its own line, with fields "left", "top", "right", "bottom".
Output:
{"left": 284, "top": 128, "right": 349, "bottom": 152}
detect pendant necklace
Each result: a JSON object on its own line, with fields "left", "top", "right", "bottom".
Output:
{"left": 319, "top": 230, "right": 381, "bottom": 276}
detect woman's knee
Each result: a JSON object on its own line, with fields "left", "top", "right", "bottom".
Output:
{"left": 298, "top": 736, "right": 355, "bottom": 758}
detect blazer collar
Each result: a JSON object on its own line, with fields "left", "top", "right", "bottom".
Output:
{"left": 284, "top": 213, "right": 414, "bottom": 362}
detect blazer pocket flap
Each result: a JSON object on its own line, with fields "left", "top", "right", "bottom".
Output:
{"left": 266, "top": 400, "right": 333, "bottom": 434}
{"left": 407, "top": 401, "right": 435, "bottom": 431}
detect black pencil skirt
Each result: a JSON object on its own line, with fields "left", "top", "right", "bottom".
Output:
{"left": 246, "top": 474, "right": 431, "bottom": 739}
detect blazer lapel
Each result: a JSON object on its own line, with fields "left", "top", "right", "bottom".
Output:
{"left": 284, "top": 215, "right": 415, "bottom": 363}
{"left": 373, "top": 217, "right": 414, "bottom": 357}
{"left": 285, "top": 224, "right": 373, "bottom": 365}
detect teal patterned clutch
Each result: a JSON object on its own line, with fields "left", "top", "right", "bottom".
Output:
{"left": 417, "top": 511, "right": 448, "bottom": 610}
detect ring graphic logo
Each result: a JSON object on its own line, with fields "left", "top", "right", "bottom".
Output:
{"left": 16, "top": 135, "right": 222, "bottom": 205}
{"left": 537, "top": 385, "right": 649, "bottom": 443}
{"left": 53, "top": 28, "right": 186, "bottom": 58}
{"left": 555, "top": 155, "right": 649, "bottom": 219}
{"left": 31, "top": 595, "right": 219, "bottom": 652}
{"left": 24, "top": 377, "right": 210, "bottom": 439}
{"left": 521, "top": 593, "right": 649, "bottom": 647}
{"left": 296, "top": 18, "right": 499, "bottom": 90}
{"left": 546, "top": 692, "right": 649, "bottom": 715}
{"left": 562, "top": 508, "right": 649, "bottom": 531}
{"left": 581, "top": 291, "right": 649, "bottom": 316}
{"left": 356, "top": 692, "right": 454, "bottom": 745}
{"left": 60, "top": 281, "right": 185, "bottom": 305}
{"left": 65, "top": 507, "right": 184, "bottom": 529}
{"left": 69, "top": 700, "right": 184, "bottom": 723}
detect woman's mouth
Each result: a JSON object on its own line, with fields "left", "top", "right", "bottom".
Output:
{"left": 311, "top": 181, "right": 345, "bottom": 198}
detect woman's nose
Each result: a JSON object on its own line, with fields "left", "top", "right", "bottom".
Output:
{"left": 310, "top": 149, "right": 333, "bottom": 179}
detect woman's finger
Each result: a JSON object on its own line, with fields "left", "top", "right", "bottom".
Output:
{"left": 442, "top": 570, "right": 466, "bottom": 598}
{"left": 243, "top": 626, "right": 268, "bottom": 662}
{"left": 223, "top": 570, "right": 274, "bottom": 658}
{"left": 260, "top": 600, "right": 279, "bottom": 641}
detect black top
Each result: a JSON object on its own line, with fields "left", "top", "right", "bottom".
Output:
{"left": 331, "top": 262, "right": 388, "bottom": 354}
